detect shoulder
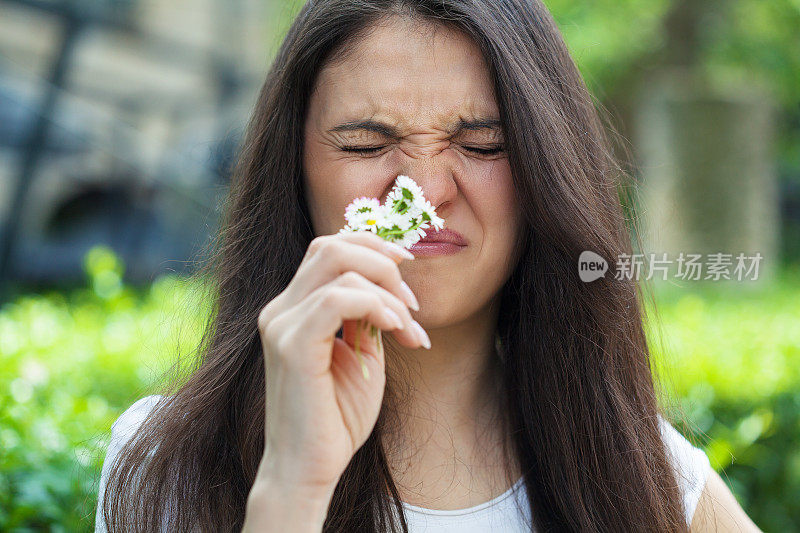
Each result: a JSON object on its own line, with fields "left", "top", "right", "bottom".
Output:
{"left": 95, "top": 395, "right": 165, "bottom": 532}
{"left": 690, "top": 467, "right": 763, "bottom": 532}
{"left": 102, "top": 394, "right": 165, "bottom": 472}
{"left": 655, "top": 413, "right": 713, "bottom": 526}
{"left": 110, "top": 395, "right": 164, "bottom": 440}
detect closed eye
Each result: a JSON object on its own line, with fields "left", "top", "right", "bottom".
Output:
{"left": 340, "top": 145, "right": 505, "bottom": 156}
{"left": 463, "top": 145, "right": 504, "bottom": 155}
{"left": 341, "top": 146, "right": 384, "bottom": 155}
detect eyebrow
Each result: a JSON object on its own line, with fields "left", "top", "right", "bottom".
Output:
{"left": 328, "top": 117, "right": 503, "bottom": 138}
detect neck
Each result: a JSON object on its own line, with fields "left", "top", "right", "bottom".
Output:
{"left": 386, "top": 300, "right": 503, "bottom": 424}
{"left": 381, "top": 300, "right": 509, "bottom": 485}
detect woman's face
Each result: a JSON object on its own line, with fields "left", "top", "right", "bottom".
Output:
{"left": 303, "top": 17, "right": 522, "bottom": 327}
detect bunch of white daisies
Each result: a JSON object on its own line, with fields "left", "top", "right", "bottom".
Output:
{"left": 339, "top": 175, "right": 445, "bottom": 249}
{"left": 338, "top": 175, "right": 443, "bottom": 380}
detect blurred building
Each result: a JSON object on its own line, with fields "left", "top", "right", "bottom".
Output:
{"left": 0, "top": 0, "right": 277, "bottom": 287}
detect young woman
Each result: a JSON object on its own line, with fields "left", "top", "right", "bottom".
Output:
{"left": 96, "top": 1, "right": 762, "bottom": 531}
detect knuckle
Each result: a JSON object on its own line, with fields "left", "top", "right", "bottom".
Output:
{"left": 338, "top": 270, "right": 364, "bottom": 286}
{"left": 272, "top": 332, "right": 293, "bottom": 363}
{"left": 261, "top": 325, "right": 282, "bottom": 363}
{"left": 317, "top": 236, "right": 335, "bottom": 252}
{"left": 257, "top": 303, "right": 273, "bottom": 332}
{"left": 368, "top": 292, "right": 383, "bottom": 309}
{"left": 261, "top": 315, "right": 280, "bottom": 349}
{"left": 321, "top": 239, "right": 342, "bottom": 261}
{"left": 265, "top": 315, "right": 293, "bottom": 355}
{"left": 307, "top": 237, "right": 342, "bottom": 264}
{"left": 318, "top": 285, "right": 343, "bottom": 310}
{"left": 307, "top": 235, "right": 329, "bottom": 255}
{"left": 257, "top": 294, "right": 284, "bottom": 332}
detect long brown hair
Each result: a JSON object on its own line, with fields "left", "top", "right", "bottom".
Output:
{"left": 100, "top": 0, "right": 689, "bottom": 531}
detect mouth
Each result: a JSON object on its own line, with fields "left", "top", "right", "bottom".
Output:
{"left": 417, "top": 228, "right": 467, "bottom": 246}
{"left": 409, "top": 229, "right": 467, "bottom": 256}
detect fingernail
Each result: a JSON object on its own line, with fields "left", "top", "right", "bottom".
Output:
{"left": 382, "top": 307, "right": 404, "bottom": 329}
{"left": 384, "top": 241, "right": 415, "bottom": 260}
{"left": 400, "top": 281, "right": 420, "bottom": 311}
{"left": 412, "top": 321, "right": 431, "bottom": 349}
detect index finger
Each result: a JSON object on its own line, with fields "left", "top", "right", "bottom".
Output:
{"left": 307, "top": 231, "right": 415, "bottom": 267}
{"left": 289, "top": 231, "right": 419, "bottom": 310}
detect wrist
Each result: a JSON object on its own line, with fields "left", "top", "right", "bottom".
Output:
{"left": 255, "top": 451, "right": 342, "bottom": 499}
{"left": 245, "top": 476, "right": 335, "bottom": 532}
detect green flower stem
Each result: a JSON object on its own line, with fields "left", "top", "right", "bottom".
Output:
{"left": 353, "top": 319, "right": 382, "bottom": 381}
{"left": 376, "top": 221, "right": 427, "bottom": 240}
{"left": 353, "top": 195, "right": 426, "bottom": 379}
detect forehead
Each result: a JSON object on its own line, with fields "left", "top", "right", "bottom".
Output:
{"left": 310, "top": 17, "right": 499, "bottom": 128}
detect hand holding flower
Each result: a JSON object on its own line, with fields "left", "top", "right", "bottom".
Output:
{"left": 339, "top": 175, "right": 442, "bottom": 379}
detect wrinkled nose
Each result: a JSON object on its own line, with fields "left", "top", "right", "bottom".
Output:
{"left": 396, "top": 146, "right": 459, "bottom": 214}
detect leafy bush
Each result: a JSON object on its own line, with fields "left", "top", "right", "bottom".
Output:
{"left": 647, "top": 272, "right": 800, "bottom": 531}
{"left": 0, "top": 246, "right": 797, "bottom": 530}
{"left": 0, "top": 246, "right": 207, "bottom": 530}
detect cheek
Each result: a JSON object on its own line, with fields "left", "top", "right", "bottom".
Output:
{"left": 469, "top": 163, "right": 522, "bottom": 276}
{"left": 303, "top": 140, "right": 345, "bottom": 236}
{"left": 470, "top": 165, "right": 522, "bottom": 296}
{"left": 469, "top": 161, "right": 519, "bottom": 231}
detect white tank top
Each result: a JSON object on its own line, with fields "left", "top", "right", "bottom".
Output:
{"left": 95, "top": 395, "right": 712, "bottom": 532}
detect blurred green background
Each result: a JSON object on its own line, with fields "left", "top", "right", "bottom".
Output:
{"left": 1, "top": 0, "right": 799, "bottom": 531}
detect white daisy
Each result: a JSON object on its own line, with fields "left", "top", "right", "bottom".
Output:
{"left": 345, "top": 197, "right": 381, "bottom": 223}
{"left": 354, "top": 217, "right": 381, "bottom": 233}
{"left": 423, "top": 213, "right": 445, "bottom": 231}
{"left": 385, "top": 188, "right": 413, "bottom": 215}
{"left": 386, "top": 176, "right": 425, "bottom": 214}
{"left": 393, "top": 175, "right": 425, "bottom": 201}
{"left": 411, "top": 197, "right": 444, "bottom": 230}
{"left": 380, "top": 210, "right": 413, "bottom": 233}
{"left": 396, "top": 228, "right": 425, "bottom": 248}
{"left": 344, "top": 197, "right": 383, "bottom": 233}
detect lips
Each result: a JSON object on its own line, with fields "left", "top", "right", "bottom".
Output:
{"left": 416, "top": 228, "right": 467, "bottom": 246}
